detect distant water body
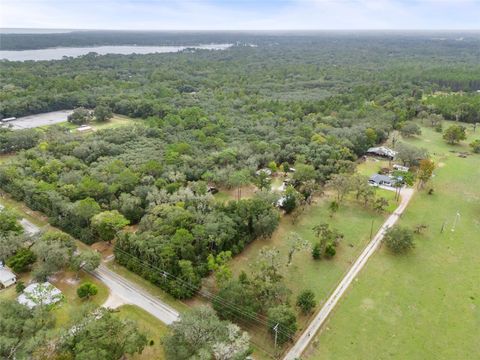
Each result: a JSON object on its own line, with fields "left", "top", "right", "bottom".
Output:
{"left": 0, "top": 28, "right": 74, "bottom": 34}
{"left": 0, "top": 44, "right": 232, "bottom": 61}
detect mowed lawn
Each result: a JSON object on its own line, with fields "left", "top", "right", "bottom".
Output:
{"left": 306, "top": 123, "right": 480, "bottom": 360}
{"left": 53, "top": 113, "right": 138, "bottom": 132}
{"left": 51, "top": 270, "right": 109, "bottom": 327}
{"left": 116, "top": 305, "right": 169, "bottom": 360}
{"left": 229, "top": 186, "right": 398, "bottom": 355}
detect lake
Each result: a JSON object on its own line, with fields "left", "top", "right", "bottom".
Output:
{"left": 0, "top": 44, "right": 232, "bottom": 61}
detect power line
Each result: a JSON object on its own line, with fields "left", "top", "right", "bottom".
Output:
{"left": 113, "top": 246, "right": 295, "bottom": 342}
{"left": 113, "top": 246, "right": 289, "bottom": 335}
{"left": 109, "top": 248, "right": 278, "bottom": 358}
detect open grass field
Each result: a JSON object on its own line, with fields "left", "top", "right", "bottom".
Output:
{"left": 306, "top": 123, "right": 480, "bottom": 360}
{"left": 51, "top": 113, "right": 138, "bottom": 133}
{"left": 116, "top": 305, "right": 169, "bottom": 360}
{"left": 213, "top": 184, "right": 258, "bottom": 203}
{"left": 357, "top": 157, "right": 391, "bottom": 177}
{"left": 88, "top": 114, "right": 140, "bottom": 131}
{"left": 227, "top": 186, "right": 398, "bottom": 356}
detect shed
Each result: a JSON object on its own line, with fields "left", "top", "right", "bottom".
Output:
{"left": 256, "top": 168, "right": 272, "bottom": 176}
{"left": 0, "top": 267, "right": 17, "bottom": 288}
{"left": 393, "top": 164, "right": 409, "bottom": 172}
{"left": 18, "top": 282, "right": 63, "bottom": 309}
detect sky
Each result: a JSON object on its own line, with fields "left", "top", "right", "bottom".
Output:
{"left": 1, "top": 0, "right": 479, "bottom": 30}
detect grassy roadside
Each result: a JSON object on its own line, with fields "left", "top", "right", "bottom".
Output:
{"left": 227, "top": 186, "right": 398, "bottom": 356}
{"left": 306, "top": 123, "right": 480, "bottom": 360}
{"left": 116, "top": 305, "right": 168, "bottom": 360}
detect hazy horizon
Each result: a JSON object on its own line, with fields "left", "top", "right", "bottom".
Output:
{"left": 2, "top": 28, "right": 479, "bottom": 33}
{"left": 1, "top": 0, "right": 480, "bottom": 31}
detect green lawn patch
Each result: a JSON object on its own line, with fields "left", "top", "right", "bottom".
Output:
{"left": 116, "top": 305, "right": 168, "bottom": 360}
{"left": 213, "top": 190, "right": 233, "bottom": 203}
{"left": 357, "top": 158, "right": 391, "bottom": 177}
{"left": 229, "top": 191, "right": 395, "bottom": 355}
{"left": 306, "top": 123, "right": 480, "bottom": 360}
{"left": 40, "top": 114, "right": 138, "bottom": 133}
{"left": 50, "top": 270, "right": 109, "bottom": 328}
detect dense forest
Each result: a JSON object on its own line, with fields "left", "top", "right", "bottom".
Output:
{"left": 1, "top": 33, "right": 480, "bottom": 300}
{"left": 1, "top": 33, "right": 480, "bottom": 121}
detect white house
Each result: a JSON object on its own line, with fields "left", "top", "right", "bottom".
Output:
{"left": 18, "top": 282, "right": 63, "bottom": 309}
{"left": 0, "top": 267, "right": 17, "bottom": 288}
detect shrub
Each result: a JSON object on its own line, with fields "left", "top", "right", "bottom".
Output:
{"left": 384, "top": 226, "right": 415, "bottom": 254}
{"left": 312, "top": 243, "right": 321, "bottom": 260}
{"left": 325, "top": 242, "right": 337, "bottom": 258}
{"left": 296, "top": 289, "right": 316, "bottom": 314}
{"left": 470, "top": 139, "right": 480, "bottom": 153}
{"left": 77, "top": 282, "right": 98, "bottom": 300}
{"left": 443, "top": 125, "right": 466, "bottom": 144}
{"left": 15, "top": 281, "right": 25, "bottom": 293}
{"left": 6, "top": 248, "right": 36, "bottom": 273}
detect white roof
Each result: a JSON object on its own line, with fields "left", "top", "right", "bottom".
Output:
{"left": 393, "top": 164, "right": 409, "bottom": 171}
{"left": 77, "top": 125, "right": 93, "bottom": 132}
{"left": 367, "top": 146, "right": 397, "bottom": 158}
{"left": 256, "top": 168, "right": 272, "bottom": 176}
{"left": 0, "top": 267, "right": 16, "bottom": 283}
{"left": 18, "top": 282, "right": 63, "bottom": 309}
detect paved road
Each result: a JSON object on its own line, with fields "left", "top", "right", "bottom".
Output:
{"left": 7, "top": 205, "right": 180, "bottom": 325}
{"left": 1, "top": 110, "right": 73, "bottom": 130}
{"left": 91, "top": 264, "right": 179, "bottom": 325}
{"left": 284, "top": 187, "right": 415, "bottom": 360}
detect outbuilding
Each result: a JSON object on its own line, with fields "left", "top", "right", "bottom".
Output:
{"left": 393, "top": 164, "right": 409, "bottom": 172}
{"left": 367, "top": 146, "right": 397, "bottom": 160}
{"left": 255, "top": 168, "right": 272, "bottom": 176}
{"left": 0, "top": 266, "right": 17, "bottom": 288}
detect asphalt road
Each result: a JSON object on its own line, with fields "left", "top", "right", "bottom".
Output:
{"left": 91, "top": 264, "right": 179, "bottom": 325}
{"left": 283, "top": 187, "right": 415, "bottom": 360}
{"left": 1, "top": 110, "right": 73, "bottom": 130}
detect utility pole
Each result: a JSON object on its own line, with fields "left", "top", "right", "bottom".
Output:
{"left": 451, "top": 211, "right": 460, "bottom": 232}
{"left": 273, "top": 323, "right": 279, "bottom": 348}
{"left": 440, "top": 219, "right": 447, "bottom": 233}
